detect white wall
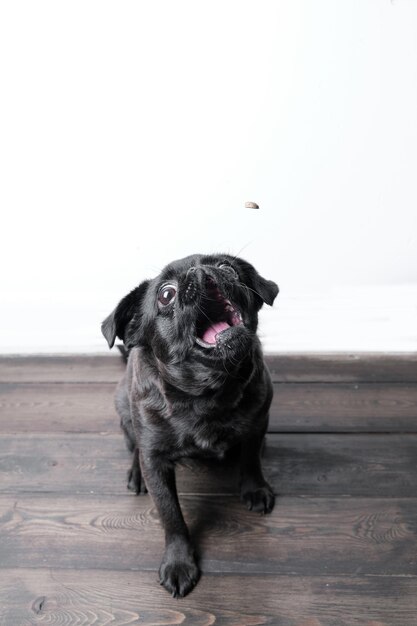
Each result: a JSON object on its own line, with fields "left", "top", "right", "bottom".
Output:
{"left": 1, "top": 1, "right": 416, "bottom": 353}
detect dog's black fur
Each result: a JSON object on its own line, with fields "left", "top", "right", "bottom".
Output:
{"left": 102, "top": 253, "right": 278, "bottom": 597}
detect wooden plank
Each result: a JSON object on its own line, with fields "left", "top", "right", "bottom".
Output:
{"left": 0, "top": 383, "right": 118, "bottom": 433}
{"left": 0, "top": 495, "right": 416, "bottom": 577}
{"left": 2, "top": 382, "right": 417, "bottom": 434}
{"left": 267, "top": 352, "right": 417, "bottom": 383}
{"left": 0, "top": 355, "right": 125, "bottom": 383}
{"left": 1, "top": 355, "right": 416, "bottom": 626}
{"left": 269, "top": 382, "right": 417, "bottom": 432}
{"left": 1, "top": 353, "right": 416, "bottom": 383}
{"left": 0, "top": 432, "right": 416, "bottom": 497}
{"left": 1, "top": 568, "right": 416, "bottom": 626}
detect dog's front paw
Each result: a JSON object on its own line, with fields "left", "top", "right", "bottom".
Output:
{"left": 240, "top": 482, "right": 275, "bottom": 514}
{"left": 159, "top": 546, "right": 200, "bottom": 598}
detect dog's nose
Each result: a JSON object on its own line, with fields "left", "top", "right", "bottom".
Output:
{"left": 205, "top": 275, "right": 216, "bottom": 288}
{"left": 186, "top": 266, "right": 208, "bottom": 285}
{"left": 181, "top": 266, "right": 201, "bottom": 306}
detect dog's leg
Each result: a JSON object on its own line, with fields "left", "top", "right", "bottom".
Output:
{"left": 127, "top": 447, "right": 147, "bottom": 494}
{"left": 115, "top": 386, "right": 146, "bottom": 494}
{"left": 139, "top": 451, "right": 200, "bottom": 598}
{"left": 116, "top": 382, "right": 136, "bottom": 452}
{"left": 239, "top": 429, "right": 275, "bottom": 514}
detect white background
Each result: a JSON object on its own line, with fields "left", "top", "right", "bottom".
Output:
{"left": 1, "top": 1, "right": 416, "bottom": 353}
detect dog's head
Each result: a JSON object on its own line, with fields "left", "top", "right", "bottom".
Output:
{"left": 102, "top": 254, "right": 278, "bottom": 368}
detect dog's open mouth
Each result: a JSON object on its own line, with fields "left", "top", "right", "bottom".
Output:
{"left": 195, "top": 277, "right": 243, "bottom": 349}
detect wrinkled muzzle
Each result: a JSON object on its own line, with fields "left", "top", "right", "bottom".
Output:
{"left": 178, "top": 266, "right": 253, "bottom": 359}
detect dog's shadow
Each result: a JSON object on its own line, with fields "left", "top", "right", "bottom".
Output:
{"left": 179, "top": 451, "right": 242, "bottom": 560}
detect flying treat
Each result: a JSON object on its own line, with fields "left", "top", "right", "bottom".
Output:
{"left": 245, "top": 201, "right": 259, "bottom": 209}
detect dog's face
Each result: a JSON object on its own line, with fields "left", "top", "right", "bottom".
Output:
{"left": 102, "top": 253, "right": 278, "bottom": 368}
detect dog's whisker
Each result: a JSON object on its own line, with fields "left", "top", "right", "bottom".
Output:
{"left": 195, "top": 303, "right": 217, "bottom": 327}
{"left": 228, "top": 242, "right": 253, "bottom": 263}
{"left": 199, "top": 294, "right": 221, "bottom": 304}
{"left": 236, "top": 280, "right": 265, "bottom": 302}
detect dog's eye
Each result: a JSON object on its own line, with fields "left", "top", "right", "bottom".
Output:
{"left": 219, "top": 263, "right": 238, "bottom": 278}
{"left": 158, "top": 284, "right": 177, "bottom": 306}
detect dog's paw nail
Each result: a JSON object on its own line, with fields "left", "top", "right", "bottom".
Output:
{"left": 241, "top": 484, "right": 275, "bottom": 514}
{"left": 159, "top": 557, "right": 200, "bottom": 598}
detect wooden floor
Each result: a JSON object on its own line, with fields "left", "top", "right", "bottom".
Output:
{"left": 0, "top": 354, "right": 416, "bottom": 626}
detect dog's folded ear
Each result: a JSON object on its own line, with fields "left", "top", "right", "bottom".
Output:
{"left": 234, "top": 258, "right": 279, "bottom": 309}
{"left": 252, "top": 274, "right": 279, "bottom": 307}
{"left": 101, "top": 280, "right": 150, "bottom": 349}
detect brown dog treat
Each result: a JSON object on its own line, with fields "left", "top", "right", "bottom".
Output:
{"left": 245, "top": 201, "right": 259, "bottom": 209}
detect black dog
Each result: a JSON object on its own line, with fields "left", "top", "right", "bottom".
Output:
{"left": 102, "top": 253, "right": 278, "bottom": 597}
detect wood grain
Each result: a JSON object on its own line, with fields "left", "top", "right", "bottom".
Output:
{"left": 0, "top": 383, "right": 117, "bottom": 433}
{"left": 270, "top": 382, "right": 417, "bottom": 431}
{"left": 1, "top": 353, "right": 415, "bottom": 383}
{"left": 2, "top": 381, "right": 417, "bottom": 434}
{"left": 1, "top": 432, "right": 417, "bottom": 497}
{"left": 1, "top": 568, "right": 416, "bottom": 626}
{"left": 267, "top": 352, "right": 417, "bottom": 383}
{"left": 0, "top": 354, "right": 125, "bottom": 383}
{"left": 0, "top": 495, "right": 416, "bottom": 576}
{"left": 1, "top": 355, "right": 417, "bottom": 625}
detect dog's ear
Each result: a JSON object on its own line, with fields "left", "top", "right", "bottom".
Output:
{"left": 252, "top": 273, "right": 279, "bottom": 307}
{"left": 234, "top": 258, "right": 279, "bottom": 308}
{"left": 101, "top": 280, "right": 150, "bottom": 349}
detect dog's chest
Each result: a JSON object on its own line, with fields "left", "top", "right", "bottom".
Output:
{"left": 175, "top": 409, "right": 248, "bottom": 460}
{"left": 191, "top": 427, "right": 229, "bottom": 458}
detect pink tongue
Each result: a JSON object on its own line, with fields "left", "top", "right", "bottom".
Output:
{"left": 202, "top": 321, "right": 230, "bottom": 344}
